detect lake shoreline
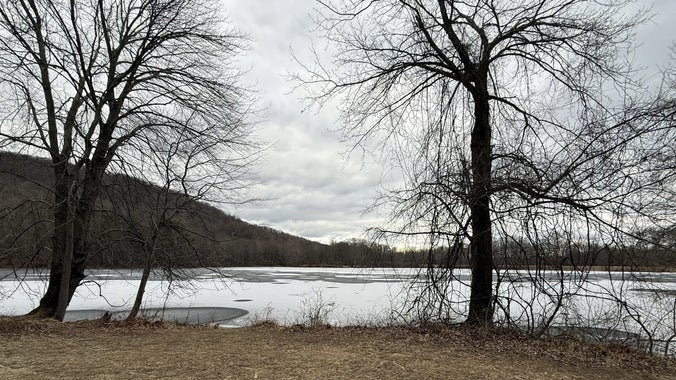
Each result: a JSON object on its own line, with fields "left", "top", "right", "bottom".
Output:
{"left": 4, "top": 267, "right": 676, "bottom": 352}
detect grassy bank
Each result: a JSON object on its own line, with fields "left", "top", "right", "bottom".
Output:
{"left": 1, "top": 317, "right": 674, "bottom": 379}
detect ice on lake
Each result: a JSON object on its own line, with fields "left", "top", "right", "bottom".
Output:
{"left": 0, "top": 267, "right": 416, "bottom": 326}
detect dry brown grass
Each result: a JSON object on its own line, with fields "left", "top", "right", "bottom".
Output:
{"left": 1, "top": 316, "right": 674, "bottom": 379}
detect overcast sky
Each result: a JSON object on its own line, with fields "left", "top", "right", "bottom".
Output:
{"left": 220, "top": 0, "right": 676, "bottom": 244}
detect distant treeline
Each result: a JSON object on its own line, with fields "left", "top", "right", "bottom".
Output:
{"left": 377, "top": 239, "right": 676, "bottom": 271}
{"left": 1, "top": 152, "right": 674, "bottom": 270}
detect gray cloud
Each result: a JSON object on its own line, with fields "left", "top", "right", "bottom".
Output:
{"left": 221, "top": 0, "right": 390, "bottom": 243}
{"left": 222, "top": 0, "right": 675, "bottom": 244}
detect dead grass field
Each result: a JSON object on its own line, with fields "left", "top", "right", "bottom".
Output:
{"left": 1, "top": 317, "right": 674, "bottom": 379}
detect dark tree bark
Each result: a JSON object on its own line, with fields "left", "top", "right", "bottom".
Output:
{"left": 467, "top": 88, "right": 493, "bottom": 324}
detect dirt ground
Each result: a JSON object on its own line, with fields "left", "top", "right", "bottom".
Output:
{"left": 1, "top": 317, "right": 674, "bottom": 380}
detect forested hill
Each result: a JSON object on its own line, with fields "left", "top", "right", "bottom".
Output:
{"left": 0, "top": 152, "right": 397, "bottom": 268}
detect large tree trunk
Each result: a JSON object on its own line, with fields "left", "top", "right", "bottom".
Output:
{"left": 54, "top": 201, "right": 74, "bottom": 321}
{"left": 466, "top": 86, "right": 494, "bottom": 325}
{"left": 28, "top": 158, "right": 107, "bottom": 320}
{"left": 28, "top": 163, "right": 75, "bottom": 319}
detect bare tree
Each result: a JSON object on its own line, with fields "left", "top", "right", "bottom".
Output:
{"left": 0, "top": 0, "right": 254, "bottom": 319}
{"left": 304, "top": 0, "right": 675, "bottom": 325}
{"left": 107, "top": 130, "right": 246, "bottom": 322}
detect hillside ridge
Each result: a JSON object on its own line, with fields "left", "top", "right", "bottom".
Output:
{"left": 0, "top": 151, "right": 340, "bottom": 268}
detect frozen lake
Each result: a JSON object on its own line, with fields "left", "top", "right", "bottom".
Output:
{"left": 2, "top": 267, "right": 676, "bottom": 355}
{"left": 0, "top": 267, "right": 420, "bottom": 326}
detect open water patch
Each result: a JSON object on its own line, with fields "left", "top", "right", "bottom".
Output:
{"left": 63, "top": 307, "right": 248, "bottom": 324}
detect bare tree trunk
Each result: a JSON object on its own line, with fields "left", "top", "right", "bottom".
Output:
{"left": 68, "top": 157, "right": 110, "bottom": 302}
{"left": 54, "top": 201, "right": 74, "bottom": 321}
{"left": 127, "top": 260, "right": 152, "bottom": 321}
{"left": 28, "top": 166, "right": 73, "bottom": 319}
{"left": 467, "top": 88, "right": 493, "bottom": 325}
{"left": 127, "top": 227, "right": 160, "bottom": 321}
{"left": 29, "top": 160, "right": 105, "bottom": 319}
